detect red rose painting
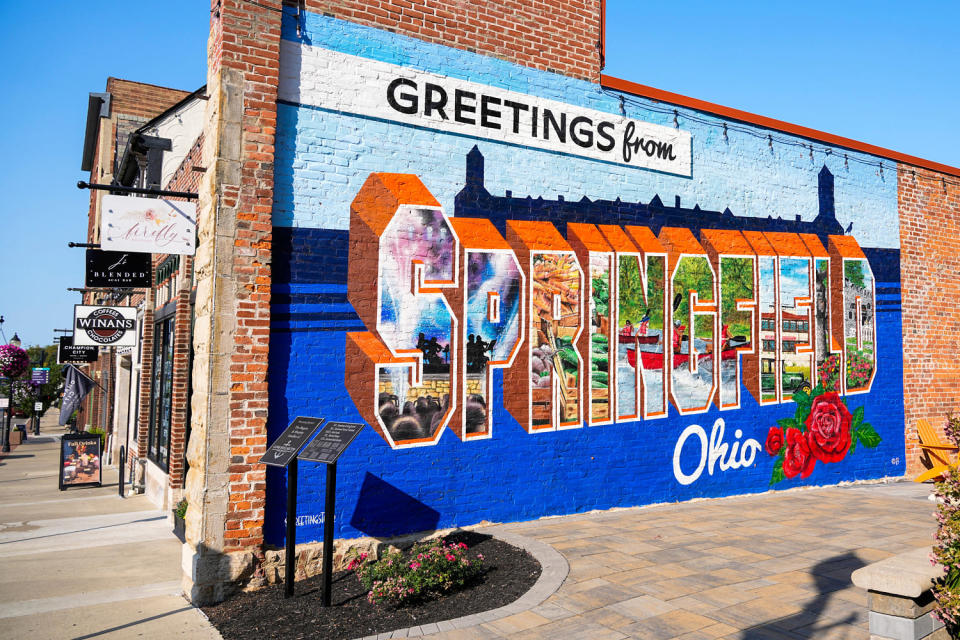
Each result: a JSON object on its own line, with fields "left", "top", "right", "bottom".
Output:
{"left": 765, "top": 427, "right": 784, "bottom": 456}
{"left": 766, "top": 384, "right": 881, "bottom": 486}
{"left": 805, "top": 392, "right": 852, "bottom": 463}
{"left": 782, "top": 428, "right": 816, "bottom": 479}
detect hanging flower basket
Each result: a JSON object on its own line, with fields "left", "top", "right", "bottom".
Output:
{"left": 0, "top": 344, "right": 29, "bottom": 379}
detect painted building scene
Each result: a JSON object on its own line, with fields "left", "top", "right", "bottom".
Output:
{"left": 6, "top": 1, "right": 960, "bottom": 638}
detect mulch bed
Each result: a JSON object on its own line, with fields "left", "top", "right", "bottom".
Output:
{"left": 203, "top": 531, "right": 542, "bottom": 640}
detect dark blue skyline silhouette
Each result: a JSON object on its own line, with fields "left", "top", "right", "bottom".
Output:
{"left": 455, "top": 146, "right": 847, "bottom": 248}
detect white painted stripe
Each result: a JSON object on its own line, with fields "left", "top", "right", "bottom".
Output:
{"left": 0, "top": 581, "right": 183, "bottom": 619}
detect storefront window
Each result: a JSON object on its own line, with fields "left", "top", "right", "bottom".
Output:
{"left": 148, "top": 316, "right": 175, "bottom": 470}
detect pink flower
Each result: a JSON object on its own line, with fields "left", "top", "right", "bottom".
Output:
{"left": 359, "top": 552, "right": 368, "bottom": 560}
{"left": 458, "top": 542, "right": 468, "bottom": 549}
{"left": 409, "top": 562, "right": 420, "bottom": 570}
{"left": 445, "top": 553, "right": 455, "bottom": 561}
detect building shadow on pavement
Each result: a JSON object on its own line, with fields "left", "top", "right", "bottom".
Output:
{"left": 741, "top": 552, "right": 867, "bottom": 639}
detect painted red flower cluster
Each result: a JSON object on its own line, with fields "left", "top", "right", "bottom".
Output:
{"left": 767, "top": 386, "right": 881, "bottom": 485}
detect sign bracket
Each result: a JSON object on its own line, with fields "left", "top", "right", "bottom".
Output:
{"left": 77, "top": 180, "right": 198, "bottom": 200}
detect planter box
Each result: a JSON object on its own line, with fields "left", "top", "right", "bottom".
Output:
{"left": 172, "top": 513, "right": 186, "bottom": 543}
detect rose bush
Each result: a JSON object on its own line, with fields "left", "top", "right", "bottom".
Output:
{"left": 805, "top": 391, "right": 852, "bottom": 463}
{"left": 348, "top": 537, "right": 484, "bottom": 606}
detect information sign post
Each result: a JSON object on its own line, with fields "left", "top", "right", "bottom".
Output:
{"left": 258, "top": 416, "right": 325, "bottom": 598}
{"left": 297, "top": 421, "right": 365, "bottom": 607}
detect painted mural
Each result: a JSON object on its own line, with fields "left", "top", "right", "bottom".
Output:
{"left": 345, "top": 171, "right": 882, "bottom": 451}
{"left": 267, "top": 10, "right": 905, "bottom": 545}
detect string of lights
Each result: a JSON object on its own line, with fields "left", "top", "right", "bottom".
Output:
{"left": 603, "top": 87, "right": 960, "bottom": 190}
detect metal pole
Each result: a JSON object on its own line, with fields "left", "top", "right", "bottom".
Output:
{"left": 76, "top": 180, "right": 198, "bottom": 200}
{"left": 2, "top": 381, "right": 10, "bottom": 453}
{"left": 118, "top": 446, "right": 126, "bottom": 498}
{"left": 321, "top": 461, "right": 337, "bottom": 607}
{"left": 0, "top": 407, "right": 7, "bottom": 453}
{"left": 284, "top": 456, "right": 298, "bottom": 598}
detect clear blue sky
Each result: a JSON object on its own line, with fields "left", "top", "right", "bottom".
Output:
{"left": 0, "top": 1, "right": 956, "bottom": 348}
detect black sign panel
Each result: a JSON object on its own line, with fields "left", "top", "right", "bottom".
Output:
{"left": 298, "top": 422, "right": 365, "bottom": 464}
{"left": 260, "top": 416, "right": 325, "bottom": 467}
{"left": 57, "top": 335, "right": 98, "bottom": 364}
{"left": 85, "top": 249, "right": 152, "bottom": 288}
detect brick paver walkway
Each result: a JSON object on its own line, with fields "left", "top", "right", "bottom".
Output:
{"left": 423, "top": 481, "right": 935, "bottom": 640}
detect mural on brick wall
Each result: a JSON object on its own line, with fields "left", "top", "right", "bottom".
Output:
{"left": 267, "top": 12, "right": 903, "bottom": 544}
{"left": 343, "top": 168, "right": 883, "bottom": 483}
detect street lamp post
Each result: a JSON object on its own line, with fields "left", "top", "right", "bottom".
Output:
{"left": 31, "top": 348, "right": 45, "bottom": 436}
{"left": 2, "top": 332, "right": 21, "bottom": 453}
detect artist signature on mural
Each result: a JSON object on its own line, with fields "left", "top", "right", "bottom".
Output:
{"left": 673, "top": 419, "right": 762, "bottom": 486}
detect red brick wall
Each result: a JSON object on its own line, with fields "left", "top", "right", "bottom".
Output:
{"left": 210, "top": 0, "right": 281, "bottom": 552}
{"left": 137, "top": 292, "right": 155, "bottom": 459}
{"left": 899, "top": 164, "right": 960, "bottom": 476}
{"left": 303, "top": 0, "right": 602, "bottom": 82}
{"left": 164, "top": 134, "right": 203, "bottom": 490}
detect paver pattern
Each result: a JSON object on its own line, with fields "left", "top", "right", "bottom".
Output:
{"left": 422, "top": 481, "right": 936, "bottom": 639}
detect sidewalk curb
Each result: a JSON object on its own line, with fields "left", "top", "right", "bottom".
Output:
{"left": 355, "top": 527, "right": 569, "bottom": 640}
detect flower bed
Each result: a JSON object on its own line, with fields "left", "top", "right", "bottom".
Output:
{"left": 203, "top": 531, "right": 541, "bottom": 640}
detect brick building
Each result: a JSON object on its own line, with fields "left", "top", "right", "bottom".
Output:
{"left": 76, "top": 2, "right": 960, "bottom": 603}
{"left": 78, "top": 79, "right": 204, "bottom": 509}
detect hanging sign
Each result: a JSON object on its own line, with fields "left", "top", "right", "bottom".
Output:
{"left": 73, "top": 305, "right": 138, "bottom": 347}
{"left": 57, "top": 335, "right": 98, "bottom": 364}
{"left": 100, "top": 194, "right": 196, "bottom": 255}
{"left": 85, "top": 249, "right": 152, "bottom": 288}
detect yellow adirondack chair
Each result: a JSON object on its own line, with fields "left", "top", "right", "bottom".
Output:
{"left": 914, "top": 419, "right": 959, "bottom": 482}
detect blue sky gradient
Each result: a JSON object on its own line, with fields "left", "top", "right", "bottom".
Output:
{"left": 0, "top": 1, "right": 955, "bottom": 348}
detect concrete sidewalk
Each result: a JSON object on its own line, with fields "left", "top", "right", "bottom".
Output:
{"left": 1, "top": 411, "right": 939, "bottom": 639}
{"left": 0, "top": 410, "right": 219, "bottom": 640}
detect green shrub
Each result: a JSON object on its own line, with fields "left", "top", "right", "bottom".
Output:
{"left": 933, "top": 416, "right": 960, "bottom": 634}
{"left": 87, "top": 425, "right": 106, "bottom": 448}
{"left": 348, "top": 537, "right": 484, "bottom": 606}
{"left": 174, "top": 498, "right": 188, "bottom": 520}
